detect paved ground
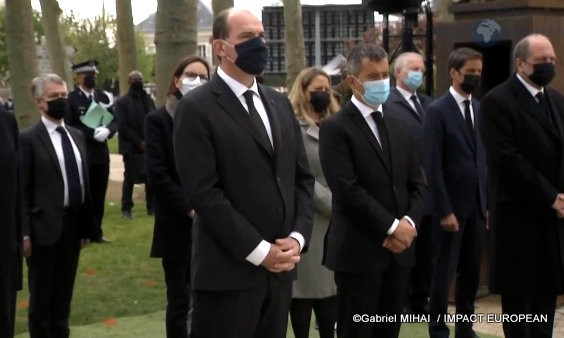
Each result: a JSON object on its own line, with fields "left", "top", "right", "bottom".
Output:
{"left": 109, "top": 154, "right": 564, "bottom": 337}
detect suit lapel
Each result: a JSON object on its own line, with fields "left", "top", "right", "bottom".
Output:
{"left": 68, "top": 127, "right": 89, "bottom": 181}
{"left": 391, "top": 87, "right": 421, "bottom": 123}
{"left": 546, "top": 90, "right": 564, "bottom": 140}
{"left": 36, "top": 122, "right": 64, "bottom": 181}
{"left": 212, "top": 76, "right": 273, "bottom": 158}
{"left": 347, "top": 104, "right": 391, "bottom": 175}
{"left": 447, "top": 93, "right": 475, "bottom": 152}
{"left": 258, "top": 85, "right": 280, "bottom": 157}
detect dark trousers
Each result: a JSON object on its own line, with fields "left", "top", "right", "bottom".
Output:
{"left": 0, "top": 256, "right": 19, "bottom": 338}
{"left": 334, "top": 264, "right": 410, "bottom": 338}
{"left": 429, "top": 212, "right": 484, "bottom": 338}
{"left": 191, "top": 273, "right": 291, "bottom": 338}
{"left": 162, "top": 258, "right": 191, "bottom": 338}
{"left": 27, "top": 210, "right": 81, "bottom": 338}
{"left": 89, "top": 162, "right": 109, "bottom": 239}
{"left": 290, "top": 296, "right": 337, "bottom": 338}
{"left": 407, "top": 215, "right": 432, "bottom": 311}
{"left": 121, "top": 154, "right": 153, "bottom": 212}
{"left": 501, "top": 295, "right": 556, "bottom": 338}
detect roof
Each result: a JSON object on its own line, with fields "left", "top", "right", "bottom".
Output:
{"left": 136, "top": 0, "right": 213, "bottom": 33}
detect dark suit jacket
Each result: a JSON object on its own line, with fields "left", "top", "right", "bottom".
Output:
{"left": 423, "top": 91, "right": 487, "bottom": 219}
{"left": 115, "top": 91, "right": 156, "bottom": 155}
{"left": 386, "top": 87, "right": 433, "bottom": 134}
{"left": 65, "top": 88, "right": 117, "bottom": 164}
{"left": 0, "top": 109, "right": 22, "bottom": 288}
{"left": 480, "top": 74, "right": 564, "bottom": 297}
{"left": 20, "top": 121, "right": 96, "bottom": 245}
{"left": 173, "top": 74, "right": 314, "bottom": 291}
{"left": 145, "top": 105, "right": 191, "bottom": 260}
{"left": 319, "top": 101, "right": 426, "bottom": 273}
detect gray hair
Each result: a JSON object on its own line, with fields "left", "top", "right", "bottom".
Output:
{"left": 30, "top": 73, "right": 66, "bottom": 98}
{"left": 513, "top": 33, "right": 550, "bottom": 62}
{"left": 128, "top": 70, "right": 143, "bottom": 80}
{"left": 346, "top": 44, "right": 388, "bottom": 77}
{"left": 394, "top": 52, "right": 424, "bottom": 73}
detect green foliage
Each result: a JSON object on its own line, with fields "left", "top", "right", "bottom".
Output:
{"left": 136, "top": 30, "right": 154, "bottom": 82}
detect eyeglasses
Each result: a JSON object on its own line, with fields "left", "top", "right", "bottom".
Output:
{"left": 184, "top": 72, "right": 209, "bottom": 82}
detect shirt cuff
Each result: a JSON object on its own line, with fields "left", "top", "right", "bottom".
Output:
{"left": 387, "top": 219, "right": 399, "bottom": 235}
{"left": 245, "top": 240, "right": 271, "bottom": 266}
{"left": 289, "top": 231, "right": 305, "bottom": 252}
{"left": 404, "top": 215, "right": 416, "bottom": 228}
{"left": 23, "top": 236, "right": 30, "bottom": 240}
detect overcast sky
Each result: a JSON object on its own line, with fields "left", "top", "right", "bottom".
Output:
{"left": 31, "top": 0, "right": 362, "bottom": 24}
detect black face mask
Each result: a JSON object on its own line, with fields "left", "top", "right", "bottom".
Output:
{"left": 460, "top": 74, "right": 481, "bottom": 94}
{"left": 528, "top": 62, "right": 556, "bottom": 87}
{"left": 309, "top": 91, "right": 331, "bottom": 113}
{"left": 45, "top": 98, "right": 68, "bottom": 120}
{"left": 232, "top": 36, "right": 269, "bottom": 75}
{"left": 83, "top": 74, "right": 96, "bottom": 89}
{"left": 130, "top": 80, "right": 144, "bottom": 93}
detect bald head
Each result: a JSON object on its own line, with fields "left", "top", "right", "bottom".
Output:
{"left": 212, "top": 8, "right": 259, "bottom": 40}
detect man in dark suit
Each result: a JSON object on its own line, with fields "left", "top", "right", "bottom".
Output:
{"left": 319, "top": 43, "right": 425, "bottom": 338}
{"left": 387, "top": 51, "right": 433, "bottom": 315}
{"left": 114, "top": 70, "right": 156, "bottom": 219}
{"left": 21, "top": 73, "right": 96, "bottom": 338}
{"left": 0, "top": 106, "right": 22, "bottom": 338}
{"left": 424, "top": 47, "right": 487, "bottom": 338}
{"left": 65, "top": 60, "right": 116, "bottom": 243}
{"left": 480, "top": 34, "right": 564, "bottom": 338}
{"left": 173, "top": 8, "right": 314, "bottom": 338}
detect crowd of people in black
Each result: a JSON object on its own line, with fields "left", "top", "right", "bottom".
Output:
{"left": 1, "top": 7, "right": 564, "bottom": 338}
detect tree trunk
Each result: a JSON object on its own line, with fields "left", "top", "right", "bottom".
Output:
{"left": 434, "top": 0, "right": 454, "bottom": 22}
{"left": 116, "top": 0, "right": 137, "bottom": 96}
{"left": 154, "top": 0, "right": 197, "bottom": 106}
{"left": 283, "top": 0, "right": 306, "bottom": 90}
{"left": 39, "top": 0, "right": 73, "bottom": 86}
{"left": 6, "top": 0, "right": 39, "bottom": 128}
{"left": 212, "top": 0, "right": 234, "bottom": 17}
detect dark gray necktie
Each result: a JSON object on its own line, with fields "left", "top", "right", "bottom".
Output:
{"left": 372, "top": 111, "right": 389, "bottom": 159}
{"left": 56, "top": 126, "right": 82, "bottom": 207}
{"left": 463, "top": 99, "right": 475, "bottom": 140}
{"left": 243, "top": 90, "right": 272, "bottom": 153}
{"left": 410, "top": 94, "right": 425, "bottom": 119}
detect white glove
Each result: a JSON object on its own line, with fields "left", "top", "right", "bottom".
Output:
{"left": 93, "top": 127, "right": 110, "bottom": 142}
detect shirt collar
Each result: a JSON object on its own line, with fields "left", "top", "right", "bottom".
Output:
{"left": 516, "top": 73, "right": 544, "bottom": 97}
{"left": 449, "top": 86, "right": 472, "bottom": 105}
{"left": 217, "top": 66, "right": 259, "bottom": 98}
{"left": 79, "top": 86, "right": 94, "bottom": 97}
{"left": 351, "top": 95, "right": 383, "bottom": 119}
{"left": 41, "top": 115, "right": 65, "bottom": 134}
{"left": 396, "top": 85, "right": 416, "bottom": 102}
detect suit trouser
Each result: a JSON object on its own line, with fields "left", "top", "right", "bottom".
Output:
{"left": 121, "top": 154, "right": 153, "bottom": 212}
{"left": 0, "top": 256, "right": 19, "bottom": 338}
{"left": 191, "top": 273, "right": 291, "bottom": 338}
{"left": 407, "top": 215, "right": 432, "bottom": 310}
{"left": 89, "top": 162, "right": 109, "bottom": 238}
{"left": 162, "top": 258, "right": 191, "bottom": 338}
{"left": 501, "top": 295, "right": 556, "bottom": 338}
{"left": 334, "top": 264, "right": 410, "bottom": 338}
{"left": 429, "top": 212, "right": 484, "bottom": 338}
{"left": 27, "top": 210, "right": 81, "bottom": 338}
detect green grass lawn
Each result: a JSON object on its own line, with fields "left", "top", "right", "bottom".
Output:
{"left": 14, "top": 190, "right": 502, "bottom": 337}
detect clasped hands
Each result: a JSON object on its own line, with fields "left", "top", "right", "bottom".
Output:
{"left": 553, "top": 193, "right": 564, "bottom": 218}
{"left": 382, "top": 217, "right": 417, "bottom": 254}
{"left": 261, "top": 237, "right": 301, "bottom": 273}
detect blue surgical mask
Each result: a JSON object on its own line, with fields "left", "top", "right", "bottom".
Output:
{"left": 357, "top": 78, "right": 390, "bottom": 107}
{"left": 405, "top": 70, "right": 423, "bottom": 91}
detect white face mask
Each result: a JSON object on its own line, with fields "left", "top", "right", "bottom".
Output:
{"left": 180, "top": 76, "right": 202, "bottom": 95}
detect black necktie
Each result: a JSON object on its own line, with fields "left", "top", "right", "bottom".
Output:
{"left": 56, "top": 126, "right": 82, "bottom": 207}
{"left": 410, "top": 94, "right": 425, "bottom": 119}
{"left": 463, "top": 99, "right": 475, "bottom": 139}
{"left": 243, "top": 90, "right": 272, "bottom": 153}
{"left": 372, "top": 111, "right": 389, "bottom": 159}
{"left": 536, "top": 92, "right": 553, "bottom": 125}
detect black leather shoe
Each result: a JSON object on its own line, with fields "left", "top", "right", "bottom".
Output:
{"left": 92, "top": 237, "right": 111, "bottom": 244}
{"left": 122, "top": 210, "right": 133, "bottom": 219}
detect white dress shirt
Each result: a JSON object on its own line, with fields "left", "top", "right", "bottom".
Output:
{"left": 449, "top": 86, "right": 474, "bottom": 125}
{"left": 216, "top": 66, "right": 305, "bottom": 266}
{"left": 41, "top": 116, "right": 85, "bottom": 206}
{"left": 396, "top": 85, "right": 419, "bottom": 113}
{"left": 350, "top": 96, "right": 415, "bottom": 234}
{"left": 516, "top": 73, "right": 544, "bottom": 100}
